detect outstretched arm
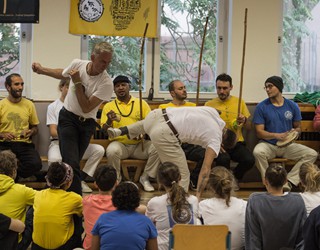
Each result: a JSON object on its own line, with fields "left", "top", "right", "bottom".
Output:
{"left": 196, "top": 147, "right": 216, "bottom": 200}
{"left": 32, "top": 62, "right": 67, "bottom": 80}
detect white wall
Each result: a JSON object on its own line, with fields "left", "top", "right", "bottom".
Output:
{"left": 31, "top": 0, "right": 80, "bottom": 100}
{"left": 30, "top": 0, "right": 284, "bottom": 102}
{"left": 227, "top": 0, "right": 282, "bottom": 102}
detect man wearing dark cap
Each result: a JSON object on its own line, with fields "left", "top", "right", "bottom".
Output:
{"left": 100, "top": 75, "right": 160, "bottom": 191}
{"left": 253, "top": 75, "right": 317, "bottom": 191}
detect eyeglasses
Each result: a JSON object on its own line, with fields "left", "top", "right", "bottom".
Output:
{"left": 264, "top": 84, "right": 274, "bottom": 90}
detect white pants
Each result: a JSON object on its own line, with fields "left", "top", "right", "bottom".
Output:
{"left": 253, "top": 141, "right": 318, "bottom": 185}
{"left": 106, "top": 140, "right": 161, "bottom": 181}
{"left": 48, "top": 140, "right": 105, "bottom": 177}
{"left": 127, "top": 109, "right": 190, "bottom": 192}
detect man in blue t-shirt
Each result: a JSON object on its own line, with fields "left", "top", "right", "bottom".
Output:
{"left": 252, "top": 76, "right": 317, "bottom": 191}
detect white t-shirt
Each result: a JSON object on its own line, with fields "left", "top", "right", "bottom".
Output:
{"left": 166, "top": 106, "right": 225, "bottom": 155}
{"left": 62, "top": 59, "right": 113, "bottom": 119}
{"left": 199, "top": 197, "right": 247, "bottom": 250}
{"left": 46, "top": 98, "right": 63, "bottom": 139}
{"left": 300, "top": 191, "right": 320, "bottom": 216}
{"left": 146, "top": 193, "right": 199, "bottom": 250}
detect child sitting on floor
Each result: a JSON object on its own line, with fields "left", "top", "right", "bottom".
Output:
{"left": 31, "top": 162, "right": 83, "bottom": 250}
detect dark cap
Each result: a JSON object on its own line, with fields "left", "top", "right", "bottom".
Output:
{"left": 265, "top": 76, "right": 284, "bottom": 92}
{"left": 113, "top": 75, "right": 131, "bottom": 85}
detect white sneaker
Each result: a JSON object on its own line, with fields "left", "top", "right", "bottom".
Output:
{"left": 81, "top": 181, "right": 92, "bottom": 193}
{"left": 139, "top": 175, "right": 154, "bottom": 192}
{"left": 107, "top": 128, "right": 122, "bottom": 139}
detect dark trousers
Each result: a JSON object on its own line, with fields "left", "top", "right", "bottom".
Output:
{"left": 57, "top": 108, "right": 96, "bottom": 195}
{"left": 31, "top": 230, "right": 81, "bottom": 250}
{"left": 182, "top": 144, "right": 213, "bottom": 186}
{"left": 17, "top": 206, "right": 34, "bottom": 250}
{"left": 0, "top": 231, "right": 18, "bottom": 250}
{"left": 216, "top": 141, "right": 255, "bottom": 180}
{"left": 0, "top": 141, "right": 42, "bottom": 178}
{"left": 57, "top": 108, "right": 95, "bottom": 247}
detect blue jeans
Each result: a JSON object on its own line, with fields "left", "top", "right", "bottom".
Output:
{"left": 58, "top": 107, "right": 96, "bottom": 195}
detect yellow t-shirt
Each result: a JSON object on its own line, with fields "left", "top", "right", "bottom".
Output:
{"left": 205, "top": 96, "right": 250, "bottom": 141}
{"left": 32, "top": 189, "right": 83, "bottom": 249}
{"left": 101, "top": 96, "right": 151, "bottom": 144}
{"left": 0, "top": 98, "right": 39, "bottom": 143}
{"left": 159, "top": 101, "right": 196, "bottom": 109}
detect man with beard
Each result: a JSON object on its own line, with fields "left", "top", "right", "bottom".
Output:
{"left": 0, "top": 73, "right": 42, "bottom": 181}
{"left": 101, "top": 75, "right": 160, "bottom": 192}
{"left": 205, "top": 73, "right": 254, "bottom": 184}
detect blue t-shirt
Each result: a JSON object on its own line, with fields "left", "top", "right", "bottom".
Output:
{"left": 253, "top": 98, "right": 301, "bottom": 145}
{"left": 92, "top": 210, "right": 158, "bottom": 250}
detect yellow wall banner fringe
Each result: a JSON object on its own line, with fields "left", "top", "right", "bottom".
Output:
{"left": 69, "top": 0, "right": 158, "bottom": 38}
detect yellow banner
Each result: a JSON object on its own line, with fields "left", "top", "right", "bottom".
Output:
{"left": 69, "top": 0, "right": 158, "bottom": 38}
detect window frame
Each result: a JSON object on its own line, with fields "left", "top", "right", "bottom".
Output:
{"left": 80, "top": 0, "right": 226, "bottom": 100}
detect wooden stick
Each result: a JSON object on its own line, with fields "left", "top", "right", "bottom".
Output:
{"left": 237, "top": 8, "right": 248, "bottom": 115}
{"left": 196, "top": 16, "right": 209, "bottom": 106}
{"left": 138, "top": 23, "right": 149, "bottom": 151}
{"left": 3, "top": 0, "right": 7, "bottom": 14}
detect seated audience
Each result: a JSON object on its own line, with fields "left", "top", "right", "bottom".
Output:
{"left": 299, "top": 162, "right": 320, "bottom": 216}
{"left": 245, "top": 165, "right": 306, "bottom": 250}
{"left": 303, "top": 204, "right": 320, "bottom": 250}
{"left": 199, "top": 166, "right": 246, "bottom": 250}
{"left": 146, "top": 162, "right": 199, "bottom": 250}
{"left": 31, "top": 162, "right": 83, "bottom": 250}
{"left": 0, "top": 213, "right": 25, "bottom": 250}
{"left": 91, "top": 181, "right": 158, "bottom": 250}
{"left": 47, "top": 78, "right": 105, "bottom": 193}
{"left": 83, "top": 165, "right": 147, "bottom": 250}
{"left": 0, "top": 73, "right": 42, "bottom": 181}
{"left": 0, "top": 150, "right": 36, "bottom": 250}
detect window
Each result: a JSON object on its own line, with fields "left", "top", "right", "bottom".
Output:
{"left": 83, "top": 35, "right": 144, "bottom": 91}
{"left": 159, "top": 0, "right": 218, "bottom": 93}
{"left": 282, "top": 0, "right": 320, "bottom": 92}
{"left": 82, "top": 0, "right": 221, "bottom": 97}
{"left": 0, "top": 23, "right": 31, "bottom": 93}
{"left": 0, "top": 23, "right": 20, "bottom": 89}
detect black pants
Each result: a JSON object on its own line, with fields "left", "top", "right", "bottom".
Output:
{"left": 0, "top": 141, "right": 42, "bottom": 178}
{"left": 216, "top": 141, "right": 255, "bottom": 180}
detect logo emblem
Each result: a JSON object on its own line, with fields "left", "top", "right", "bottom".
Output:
{"left": 78, "top": 0, "right": 104, "bottom": 22}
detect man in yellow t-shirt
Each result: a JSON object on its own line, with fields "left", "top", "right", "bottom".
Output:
{"left": 159, "top": 80, "right": 215, "bottom": 190}
{"left": 101, "top": 76, "right": 160, "bottom": 192}
{"left": 205, "top": 73, "right": 254, "bottom": 182}
{"left": 0, "top": 73, "right": 42, "bottom": 181}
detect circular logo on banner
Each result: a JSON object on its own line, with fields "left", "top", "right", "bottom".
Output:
{"left": 78, "top": 0, "right": 104, "bottom": 22}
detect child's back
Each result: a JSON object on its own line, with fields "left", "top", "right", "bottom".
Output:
{"left": 0, "top": 174, "right": 36, "bottom": 222}
{"left": 83, "top": 193, "right": 116, "bottom": 249}
{"left": 82, "top": 165, "right": 117, "bottom": 250}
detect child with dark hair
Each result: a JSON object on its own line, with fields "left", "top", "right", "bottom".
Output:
{"left": 146, "top": 162, "right": 199, "bottom": 250}
{"left": 91, "top": 181, "right": 158, "bottom": 250}
{"left": 299, "top": 162, "right": 320, "bottom": 216}
{"left": 82, "top": 165, "right": 117, "bottom": 250}
{"left": 31, "top": 162, "right": 82, "bottom": 250}
{"left": 199, "top": 167, "right": 246, "bottom": 250}
{"left": 245, "top": 165, "right": 306, "bottom": 250}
